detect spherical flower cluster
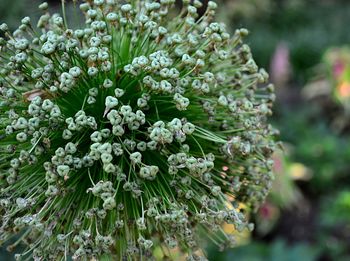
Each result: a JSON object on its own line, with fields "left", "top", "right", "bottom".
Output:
{"left": 0, "top": 0, "right": 277, "bottom": 260}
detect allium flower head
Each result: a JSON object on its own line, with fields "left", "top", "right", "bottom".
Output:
{"left": 0, "top": 0, "right": 277, "bottom": 260}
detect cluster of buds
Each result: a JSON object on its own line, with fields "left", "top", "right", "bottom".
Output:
{"left": 0, "top": 0, "right": 277, "bottom": 260}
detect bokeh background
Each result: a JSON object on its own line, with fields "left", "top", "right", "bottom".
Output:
{"left": 1, "top": 0, "right": 350, "bottom": 260}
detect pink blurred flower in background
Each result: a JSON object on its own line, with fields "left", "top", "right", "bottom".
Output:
{"left": 333, "top": 59, "right": 346, "bottom": 79}
{"left": 270, "top": 42, "right": 291, "bottom": 88}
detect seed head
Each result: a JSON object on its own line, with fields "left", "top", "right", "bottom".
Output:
{"left": 0, "top": 0, "right": 276, "bottom": 260}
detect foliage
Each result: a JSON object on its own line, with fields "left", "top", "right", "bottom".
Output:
{"left": 207, "top": 239, "right": 320, "bottom": 261}
{"left": 0, "top": 1, "right": 35, "bottom": 32}
{"left": 218, "top": 0, "right": 350, "bottom": 83}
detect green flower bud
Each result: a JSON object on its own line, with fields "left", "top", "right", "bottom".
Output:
{"left": 105, "top": 96, "right": 119, "bottom": 109}
{"left": 57, "top": 165, "right": 70, "bottom": 177}
{"left": 130, "top": 152, "right": 142, "bottom": 164}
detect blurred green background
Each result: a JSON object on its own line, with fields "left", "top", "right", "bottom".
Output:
{"left": 1, "top": 0, "right": 350, "bottom": 260}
